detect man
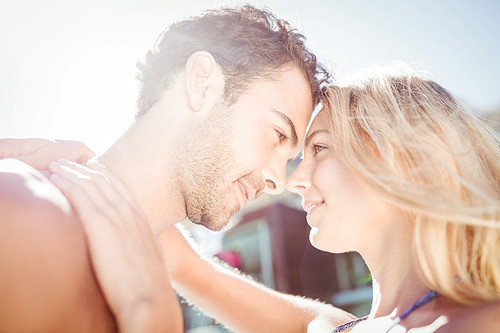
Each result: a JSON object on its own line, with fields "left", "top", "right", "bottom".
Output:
{"left": 0, "top": 5, "right": 329, "bottom": 331}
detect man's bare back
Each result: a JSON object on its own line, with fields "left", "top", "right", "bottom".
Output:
{"left": 0, "top": 158, "right": 116, "bottom": 332}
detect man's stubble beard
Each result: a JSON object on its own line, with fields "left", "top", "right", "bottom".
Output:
{"left": 180, "top": 102, "right": 241, "bottom": 231}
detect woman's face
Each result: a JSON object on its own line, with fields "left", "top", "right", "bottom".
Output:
{"left": 287, "top": 109, "right": 401, "bottom": 253}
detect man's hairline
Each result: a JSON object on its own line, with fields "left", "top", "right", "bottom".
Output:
{"left": 138, "top": 59, "right": 315, "bottom": 118}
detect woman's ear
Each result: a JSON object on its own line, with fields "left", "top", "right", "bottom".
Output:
{"left": 184, "top": 51, "right": 224, "bottom": 111}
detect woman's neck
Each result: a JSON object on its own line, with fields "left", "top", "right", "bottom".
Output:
{"left": 360, "top": 226, "right": 456, "bottom": 330}
{"left": 359, "top": 222, "right": 429, "bottom": 320}
{"left": 369, "top": 266, "right": 429, "bottom": 319}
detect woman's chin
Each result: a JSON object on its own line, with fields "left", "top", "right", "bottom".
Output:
{"left": 309, "top": 228, "right": 330, "bottom": 252}
{"left": 309, "top": 228, "right": 347, "bottom": 254}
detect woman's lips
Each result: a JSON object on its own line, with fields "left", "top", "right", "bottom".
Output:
{"left": 303, "top": 200, "right": 323, "bottom": 217}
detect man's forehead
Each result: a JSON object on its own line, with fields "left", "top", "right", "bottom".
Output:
{"left": 302, "top": 105, "right": 324, "bottom": 144}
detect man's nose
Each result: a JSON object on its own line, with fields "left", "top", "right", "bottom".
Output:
{"left": 262, "top": 163, "right": 286, "bottom": 196}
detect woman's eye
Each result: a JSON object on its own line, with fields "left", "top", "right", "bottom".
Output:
{"left": 313, "top": 144, "right": 326, "bottom": 155}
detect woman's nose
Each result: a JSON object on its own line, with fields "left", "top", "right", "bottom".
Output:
{"left": 286, "top": 160, "right": 310, "bottom": 194}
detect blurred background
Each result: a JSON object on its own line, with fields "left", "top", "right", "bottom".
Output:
{"left": 1, "top": 0, "right": 499, "bottom": 151}
{"left": 1, "top": 0, "right": 499, "bottom": 331}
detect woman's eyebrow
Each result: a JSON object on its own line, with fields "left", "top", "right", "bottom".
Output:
{"left": 304, "top": 129, "right": 329, "bottom": 147}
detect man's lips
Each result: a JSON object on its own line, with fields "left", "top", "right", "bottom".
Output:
{"left": 237, "top": 182, "right": 247, "bottom": 209}
{"left": 236, "top": 175, "right": 265, "bottom": 210}
{"left": 238, "top": 180, "right": 256, "bottom": 201}
{"left": 303, "top": 200, "right": 323, "bottom": 216}
{"left": 237, "top": 181, "right": 253, "bottom": 210}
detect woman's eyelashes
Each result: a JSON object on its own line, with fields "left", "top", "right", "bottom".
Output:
{"left": 311, "top": 143, "right": 327, "bottom": 156}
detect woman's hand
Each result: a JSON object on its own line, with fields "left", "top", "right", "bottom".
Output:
{"left": 0, "top": 138, "right": 94, "bottom": 170}
{"left": 48, "top": 158, "right": 182, "bottom": 333}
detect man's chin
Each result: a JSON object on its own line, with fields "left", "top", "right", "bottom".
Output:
{"left": 189, "top": 213, "right": 231, "bottom": 232}
{"left": 192, "top": 219, "right": 227, "bottom": 231}
{"left": 187, "top": 204, "right": 239, "bottom": 231}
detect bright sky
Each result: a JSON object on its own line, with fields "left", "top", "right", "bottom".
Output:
{"left": 1, "top": 0, "right": 499, "bottom": 154}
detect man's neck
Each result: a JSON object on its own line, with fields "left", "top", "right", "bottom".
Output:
{"left": 95, "top": 115, "right": 187, "bottom": 235}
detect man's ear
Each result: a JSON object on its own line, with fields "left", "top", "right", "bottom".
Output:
{"left": 185, "top": 51, "right": 224, "bottom": 111}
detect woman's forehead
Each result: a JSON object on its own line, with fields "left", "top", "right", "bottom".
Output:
{"left": 307, "top": 109, "right": 330, "bottom": 134}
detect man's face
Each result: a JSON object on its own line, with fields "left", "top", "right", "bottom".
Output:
{"left": 181, "top": 66, "right": 313, "bottom": 230}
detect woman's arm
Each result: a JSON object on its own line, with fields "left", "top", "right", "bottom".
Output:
{"left": 160, "top": 225, "right": 355, "bottom": 333}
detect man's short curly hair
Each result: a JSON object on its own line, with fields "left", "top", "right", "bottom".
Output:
{"left": 135, "top": 4, "right": 329, "bottom": 116}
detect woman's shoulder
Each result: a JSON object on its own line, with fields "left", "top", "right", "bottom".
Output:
{"left": 346, "top": 301, "right": 500, "bottom": 333}
{"left": 439, "top": 300, "right": 500, "bottom": 333}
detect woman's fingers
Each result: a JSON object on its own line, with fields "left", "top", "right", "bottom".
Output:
{"left": 48, "top": 159, "right": 153, "bottom": 247}
{"left": 0, "top": 138, "right": 95, "bottom": 170}
{"left": 0, "top": 138, "right": 53, "bottom": 158}
{"left": 49, "top": 171, "right": 118, "bottom": 234}
{"left": 51, "top": 159, "right": 149, "bottom": 230}
{"left": 51, "top": 159, "right": 124, "bottom": 207}
{"left": 49, "top": 160, "right": 157, "bottom": 283}
{"left": 86, "top": 160, "right": 139, "bottom": 209}
{"left": 49, "top": 160, "right": 125, "bottom": 227}
{"left": 50, "top": 171, "right": 148, "bottom": 308}
{"left": 48, "top": 172, "right": 127, "bottom": 275}
{"left": 54, "top": 140, "right": 96, "bottom": 164}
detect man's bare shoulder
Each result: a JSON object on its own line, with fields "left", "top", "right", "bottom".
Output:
{"left": 0, "top": 158, "right": 81, "bottom": 260}
{"left": 0, "top": 158, "right": 115, "bottom": 332}
{"left": 0, "top": 158, "right": 73, "bottom": 220}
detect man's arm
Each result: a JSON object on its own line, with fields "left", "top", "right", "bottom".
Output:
{"left": 160, "top": 225, "right": 356, "bottom": 333}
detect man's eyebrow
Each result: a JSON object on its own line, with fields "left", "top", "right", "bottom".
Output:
{"left": 271, "top": 108, "right": 298, "bottom": 146}
{"left": 304, "top": 129, "right": 329, "bottom": 148}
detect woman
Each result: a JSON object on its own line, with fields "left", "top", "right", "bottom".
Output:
{"left": 7, "top": 63, "right": 500, "bottom": 331}
{"left": 287, "top": 63, "right": 500, "bottom": 331}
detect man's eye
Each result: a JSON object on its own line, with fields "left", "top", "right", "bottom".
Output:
{"left": 275, "top": 129, "right": 287, "bottom": 142}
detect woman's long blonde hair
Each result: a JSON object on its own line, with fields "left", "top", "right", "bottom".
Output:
{"left": 324, "top": 63, "right": 500, "bottom": 304}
